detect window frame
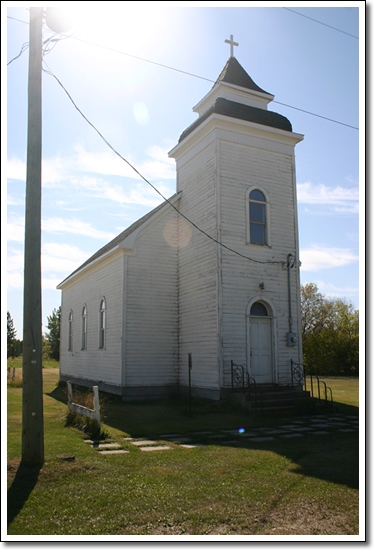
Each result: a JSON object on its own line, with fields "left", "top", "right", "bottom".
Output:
{"left": 99, "top": 298, "right": 106, "bottom": 349}
{"left": 81, "top": 305, "right": 87, "bottom": 350}
{"left": 68, "top": 310, "right": 73, "bottom": 351}
{"left": 246, "top": 186, "right": 271, "bottom": 247}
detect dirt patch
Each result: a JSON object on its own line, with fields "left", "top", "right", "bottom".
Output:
{"left": 257, "top": 500, "right": 358, "bottom": 535}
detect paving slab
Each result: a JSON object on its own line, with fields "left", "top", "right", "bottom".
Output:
{"left": 91, "top": 443, "right": 122, "bottom": 449}
{"left": 279, "top": 433, "right": 303, "bottom": 438}
{"left": 180, "top": 444, "right": 205, "bottom": 448}
{"left": 99, "top": 450, "right": 130, "bottom": 455}
{"left": 123, "top": 437, "right": 133, "bottom": 440}
{"left": 192, "top": 431, "right": 214, "bottom": 435}
{"left": 261, "top": 429, "right": 288, "bottom": 435}
{"left": 289, "top": 426, "right": 314, "bottom": 432}
{"left": 238, "top": 432, "right": 259, "bottom": 437}
{"left": 338, "top": 428, "right": 356, "bottom": 432}
{"left": 130, "top": 440, "right": 158, "bottom": 446}
{"left": 84, "top": 439, "right": 101, "bottom": 444}
{"left": 165, "top": 437, "right": 191, "bottom": 442}
{"left": 309, "top": 423, "right": 330, "bottom": 428}
{"left": 140, "top": 445, "right": 171, "bottom": 452}
{"left": 250, "top": 436, "right": 274, "bottom": 442}
{"left": 279, "top": 425, "right": 297, "bottom": 429}
{"left": 312, "top": 430, "right": 329, "bottom": 435}
{"left": 221, "top": 429, "right": 243, "bottom": 435}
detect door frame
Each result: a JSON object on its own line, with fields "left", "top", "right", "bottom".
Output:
{"left": 246, "top": 296, "right": 278, "bottom": 384}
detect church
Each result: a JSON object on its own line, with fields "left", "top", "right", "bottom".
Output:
{"left": 57, "top": 39, "right": 304, "bottom": 401}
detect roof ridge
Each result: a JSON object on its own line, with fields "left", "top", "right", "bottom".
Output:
{"left": 58, "top": 193, "right": 179, "bottom": 286}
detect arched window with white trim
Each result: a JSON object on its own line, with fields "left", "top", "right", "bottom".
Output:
{"left": 68, "top": 310, "right": 73, "bottom": 351}
{"left": 81, "top": 305, "right": 87, "bottom": 350}
{"left": 99, "top": 298, "right": 106, "bottom": 349}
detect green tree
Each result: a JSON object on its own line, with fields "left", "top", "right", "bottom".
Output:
{"left": 7, "top": 312, "right": 21, "bottom": 359}
{"left": 45, "top": 306, "right": 61, "bottom": 361}
{"left": 301, "top": 284, "right": 359, "bottom": 376}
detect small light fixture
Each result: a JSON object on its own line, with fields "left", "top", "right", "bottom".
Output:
{"left": 259, "top": 282, "right": 265, "bottom": 290}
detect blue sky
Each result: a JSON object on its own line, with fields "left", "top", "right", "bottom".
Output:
{"left": 4, "top": 2, "right": 363, "bottom": 338}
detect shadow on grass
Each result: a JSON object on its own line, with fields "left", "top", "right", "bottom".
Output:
{"left": 47, "top": 383, "right": 359, "bottom": 491}
{"left": 7, "top": 463, "right": 41, "bottom": 527}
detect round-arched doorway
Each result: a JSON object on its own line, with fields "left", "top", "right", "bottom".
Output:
{"left": 248, "top": 300, "right": 274, "bottom": 384}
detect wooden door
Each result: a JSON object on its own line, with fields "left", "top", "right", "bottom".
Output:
{"left": 250, "top": 318, "right": 273, "bottom": 384}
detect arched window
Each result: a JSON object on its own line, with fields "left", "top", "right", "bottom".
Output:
{"left": 249, "top": 189, "right": 267, "bottom": 245}
{"left": 68, "top": 310, "right": 73, "bottom": 351}
{"left": 250, "top": 302, "right": 268, "bottom": 316}
{"left": 81, "top": 305, "right": 87, "bottom": 350}
{"left": 99, "top": 298, "right": 106, "bottom": 349}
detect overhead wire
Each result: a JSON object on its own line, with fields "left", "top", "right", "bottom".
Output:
{"left": 7, "top": 41, "right": 29, "bottom": 65}
{"left": 283, "top": 7, "right": 359, "bottom": 39}
{"left": 42, "top": 61, "right": 286, "bottom": 266}
{"left": 7, "top": 14, "right": 358, "bottom": 130}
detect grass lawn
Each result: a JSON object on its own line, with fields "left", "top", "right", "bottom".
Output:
{"left": 7, "top": 369, "right": 360, "bottom": 536}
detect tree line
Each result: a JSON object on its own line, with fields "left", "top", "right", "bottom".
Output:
{"left": 7, "top": 284, "right": 359, "bottom": 376}
{"left": 301, "top": 283, "right": 359, "bottom": 377}
{"left": 7, "top": 307, "right": 60, "bottom": 362}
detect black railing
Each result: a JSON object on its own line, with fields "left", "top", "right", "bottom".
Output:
{"left": 295, "top": 363, "right": 334, "bottom": 406}
{"left": 230, "top": 361, "right": 263, "bottom": 410}
{"left": 231, "top": 360, "right": 246, "bottom": 393}
{"left": 290, "top": 359, "right": 305, "bottom": 388}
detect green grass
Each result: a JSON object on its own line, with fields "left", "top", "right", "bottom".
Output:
{"left": 7, "top": 371, "right": 360, "bottom": 536}
{"left": 305, "top": 376, "right": 359, "bottom": 410}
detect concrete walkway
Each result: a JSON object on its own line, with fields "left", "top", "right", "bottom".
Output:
{"left": 84, "top": 414, "right": 358, "bottom": 455}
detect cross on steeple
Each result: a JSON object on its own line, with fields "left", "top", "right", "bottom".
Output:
{"left": 225, "top": 34, "right": 239, "bottom": 57}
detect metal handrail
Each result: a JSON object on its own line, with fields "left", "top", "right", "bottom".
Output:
{"left": 290, "top": 359, "right": 306, "bottom": 389}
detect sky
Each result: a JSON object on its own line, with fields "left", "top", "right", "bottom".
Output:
{"left": 4, "top": 1, "right": 364, "bottom": 339}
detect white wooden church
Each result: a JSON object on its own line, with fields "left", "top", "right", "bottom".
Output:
{"left": 58, "top": 41, "right": 304, "bottom": 400}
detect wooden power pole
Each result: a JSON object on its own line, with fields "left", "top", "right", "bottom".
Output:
{"left": 22, "top": 7, "right": 44, "bottom": 466}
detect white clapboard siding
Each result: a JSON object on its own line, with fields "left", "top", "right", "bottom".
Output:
{"left": 177, "top": 141, "right": 220, "bottom": 389}
{"left": 218, "top": 138, "right": 301, "bottom": 386}
{"left": 124, "top": 205, "right": 179, "bottom": 386}
{"left": 60, "top": 251, "right": 124, "bottom": 387}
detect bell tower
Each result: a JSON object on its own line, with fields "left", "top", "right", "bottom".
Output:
{"left": 169, "top": 49, "right": 304, "bottom": 397}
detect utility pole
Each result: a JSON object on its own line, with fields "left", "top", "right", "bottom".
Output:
{"left": 22, "top": 7, "right": 44, "bottom": 466}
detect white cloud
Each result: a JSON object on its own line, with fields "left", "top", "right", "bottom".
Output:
{"left": 71, "top": 175, "right": 166, "bottom": 208}
{"left": 7, "top": 218, "right": 25, "bottom": 242}
{"left": 297, "top": 182, "right": 359, "bottom": 212}
{"left": 42, "top": 218, "right": 116, "bottom": 240}
{"left": 7, "top": 158, "right": 26, "bottom": 181}
{"left": 7, "top": 215, "right": 116, "bottom": 242}
{"left": 7, "top": 244, "right": 90, "bottom": 291}
{"left": 43, "top": 242, "right": 88, "bottom": 261}
{"left": 300, "top": 245, "right": 359, "bottom": 271}
{"left": 7, "top": 157, "right": 68, "bottom": 186}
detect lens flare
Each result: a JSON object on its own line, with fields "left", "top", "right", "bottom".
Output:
{"left": 238, "top": 428, "right": 245, "bottom": 434}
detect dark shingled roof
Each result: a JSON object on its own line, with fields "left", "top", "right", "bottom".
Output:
{"left": 179, "top": 97, "right": 292, "bottom": 142}
{"left": 213, "top": 57, "right": 271, "bottom": 95}
{"left": 58, "top": 194, "right": 178, "bottom": 286}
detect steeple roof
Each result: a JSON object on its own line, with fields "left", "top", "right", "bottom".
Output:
{"left": 213, "top": 56, "right": 270, "bottom": 95}
{"left": 179, "top": 98, "right": 292, "bottom": 143}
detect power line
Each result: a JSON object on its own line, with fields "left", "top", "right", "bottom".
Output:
{"left": 7, "top": 15, "right": 358, "bottom": 130}
{"left": 42, "top": 62, "right": 284, "bottom": 267}
{"left": 61, "top": 34, "right": 361, "bottom": 132}
{"left": 283, "top": 7, "right": 359, "bottom": 39}
{"left": 273, "top": 100, "right": 358, "bottom": 131}
{"left": 7, "top": 41, "right": 29, "bottom": 65}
